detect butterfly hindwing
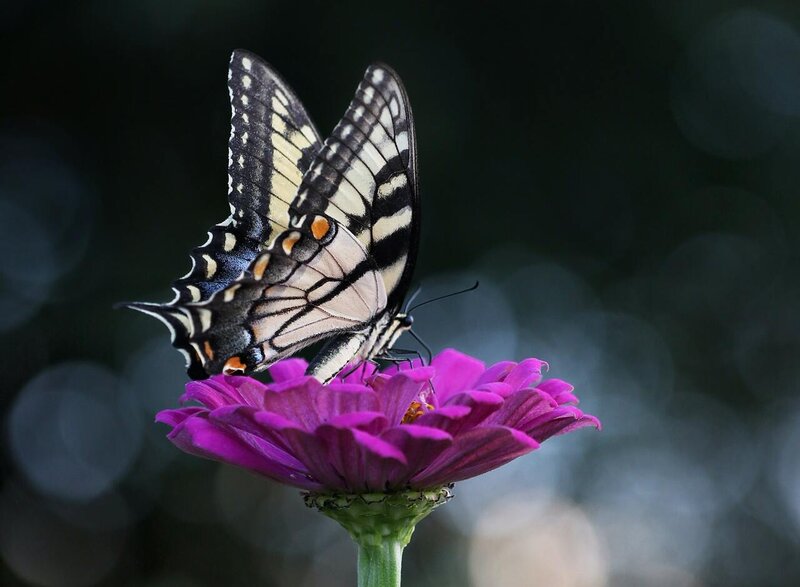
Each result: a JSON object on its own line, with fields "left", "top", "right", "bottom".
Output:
{"left": 185, "top": 214, "right": 387, "bottom": 375}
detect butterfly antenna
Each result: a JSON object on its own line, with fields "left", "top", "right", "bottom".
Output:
{"left": 408, "top": 281, "right": 480, "bottom": 313}
{"left": 403, "top": 284, "right": 424, "bottom": 313}
{"left": 408, "top": 329, "right": 433, "bottom": 364}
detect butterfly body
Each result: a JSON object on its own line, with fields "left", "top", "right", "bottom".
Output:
{"left": 126, "top": 51, "right": 419, "bottom": 383}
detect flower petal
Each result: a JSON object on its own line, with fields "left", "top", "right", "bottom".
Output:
{"left": 502, "top": 358, "right": 548, "bottom": 390}
{"left": 484, "top": 388, "right": 558, "bottom": 429}
{"left": 267, "top": 358, "right": 308, "bottom": 382}
{"left": 335, "top": 362, "right": 378, "bottom": 383}
{"left": 221, "top": 376, "right": 270, "bottom": 407}
{"left": 250, "top": 413, "right": 346, "bottom": 489}
{"left": 476, "top": 361, "right": 516, "bottom": 386}
{"left": 325, "top": 411, "right": 388, "bottom": 435}
{"left": 379, "top": 369, "right": 434, "bottom": 425}
{"left": 525, "top": 407, "right": 601, "bottom": 442}
{"left": 260, "top": 376, "right": 324, "bottom": 430}
{"left": 380, "top": 425, "right": 452, "bottom": 487}
{"left": 156, "top": 407, "right": 205, "bottom": 427}
{"left": 536, "top": 379, "right": 579, "bottom": 405}
{"left": 411, "top": 426, "right": 539, "bottom": 488}
{"left": 441, "top": 390, "right": 504, "bottom": 431}
{"left": 316, "top": 384, "right": 380, "bottom": 421}
{"left": 167, "top": 414, "right": 320, "bottom": 490}
{"left": 431, "top": 349, "right": 485, "bottom": 401}
{"left": 316, "top": 423, "right": 407, "bottom": 491}
{"left": 181, "top": 377, "right": 240, "bottom": 409}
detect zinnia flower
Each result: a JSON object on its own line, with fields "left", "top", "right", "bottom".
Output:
{"left": 157, "top": 349, "right": 599, "bottom": 492}
{"left": 157, "top": 348, "right": 599, "bottom": 586}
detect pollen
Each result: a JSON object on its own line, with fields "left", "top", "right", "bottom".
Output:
{"left": 223, "top": 356, "right": 246, "bottom": 375}
{"left": 402, "top": 400, "right": 434, "bottom": 424}
{"left": 311, "top": 215, "right": 330, "bottom": 240}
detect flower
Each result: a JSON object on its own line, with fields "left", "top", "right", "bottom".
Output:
{"left": 156, "top": 349, "right": 600, "bottom": 493}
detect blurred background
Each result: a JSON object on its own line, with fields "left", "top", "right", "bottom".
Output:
{"left": 2, "top": 1, "right": 799, "bottom": 585}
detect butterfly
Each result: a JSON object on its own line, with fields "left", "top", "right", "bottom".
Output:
{"left": 125, "top": 50, "right": 420, "bottom": 383}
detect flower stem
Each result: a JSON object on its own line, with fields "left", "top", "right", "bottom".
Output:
{"left": 304, "top": 487, "right": 453, "bottom": 587}
{"left": 357, "top": 539, "right": 404, "bottom": 587}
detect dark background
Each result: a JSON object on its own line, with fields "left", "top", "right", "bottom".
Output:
{"left": 2, "top": 1, "right": 800, "bottom": 586}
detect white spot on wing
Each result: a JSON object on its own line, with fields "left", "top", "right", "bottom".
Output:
{"left": 223, "top": 232, "right": 236, "bottom": 252}
{"left": 377, "top": 174, "right": 407, "bottom": 198}
{"left": 241, "top": 57, "right": 252, "bottom": 71}
{"left": 187, "top": 285, "right": 201, "bottom": 302}
{"left": 202, "top": 254, "right": 218, "bottom": 278}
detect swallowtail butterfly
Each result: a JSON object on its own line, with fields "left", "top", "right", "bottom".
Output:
{"left": 126, "top": 50, "right": 420, "bottom": 383}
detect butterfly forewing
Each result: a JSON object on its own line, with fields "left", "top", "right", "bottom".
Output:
{"left": 171, "top": 50, "right": 322, "bottom": 305}
{"left": 291, "top": 64, "right": 419, "bottom": 313}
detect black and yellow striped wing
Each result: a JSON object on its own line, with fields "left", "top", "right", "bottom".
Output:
{"left": 126, "top": 50, "right": 321, "bottom": 376}
{"left": 291, "top": 64, "right": 419, "bottom": 314}
{"left": 126, "top": 58, "right": 420, "bottom": 381}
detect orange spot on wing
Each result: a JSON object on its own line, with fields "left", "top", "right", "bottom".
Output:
{"left": 282, "top": 232, "right": 301, "bottom": 255}
{"left": 223, "top": 356, "right": 246, "bottom": 375}
{"left": 203, "top": 340, "right": 214, "bottom": 360}
{"left": 311, "top": 216, "right": 330, "bottom": 240}
{"left": 252, "top": 254, "right": 270, "bottom": 280}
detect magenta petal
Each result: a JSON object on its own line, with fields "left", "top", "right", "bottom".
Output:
{"left": 536, "top": 379, "right": 578, "bottom": 405}
{"left": 267, "top": 358, "right": 308, "bottom": 382}
{"left": 476, "top": 361, "right": 516, "bottom": 385}
{"left": 256, "top": 417, "right": 346, "bottom": 490}
{"left": 503, "top": 358, "right": 548, "bottom": 390}
{"left": 476, "top": 381, "right": 515, "bottom": 398}
{"left": 168, "top": 415, "right": 320, "bottom": 490}
{"left": 326, "top": 412, "right": 389, "bottom": 435}
{"left": 380, "top": 425, "right": 452, "bottom": 487}
{"left": 335, "top": 362, "right": 378, "bottom": 383}
{"left": 316, "top": 384, "right": 380, "bottom": 421}
{"left": 431, "top": 349, "right": 485, "bottom": 401}
{"left": 209, "top": 405, "right": 293, "bottom": 451}
{"left": 485, "top": 388, "right": 558, "bottom": 429}
{"left": 413, "top": 405, "right": 472, "bottom": 434}
{"left": 442, "top": 390, "right": 504, "bottom": 431}
{"left": 260, "top": 376, "right": 324, "bottom": 430}
{"left": 156, "top": 407, "right": 204, "bottom": 426}
{"left": 526, "top": 408, "right": 601, "bottom": 442}
{"left": 411, "top": 426, "right": 539, "bottom": 487}
{"left": 181, "top": 378, "right": 239, "bottom": 409}
{"left": 379, "top": 369, "right": 434, "bottom": 425}
{"left": 221, "top": 376, "right": 269, "bottom": 407}
{"left": 316, "top": 424, "right": 407, "bottom": 491}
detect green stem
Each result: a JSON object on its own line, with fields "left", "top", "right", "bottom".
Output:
{"left": 304, "top": 487, "right": 454, "bottom": 587}
{"left": 357, "top": 539, "right": 404, "bottom": 587}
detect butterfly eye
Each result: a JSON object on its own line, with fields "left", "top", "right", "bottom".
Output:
{"left": 400, "top": 315, "right": 414, "bottom": 328}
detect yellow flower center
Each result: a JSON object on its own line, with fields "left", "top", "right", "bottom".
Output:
{"left": 401, "top": 400, "right": 434, "bottom": 424}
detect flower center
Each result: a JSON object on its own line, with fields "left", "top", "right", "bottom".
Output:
{"left": 401, "top": 400, "right": 434, "bottom": 424}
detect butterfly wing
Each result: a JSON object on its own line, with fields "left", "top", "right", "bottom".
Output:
{"left": 179, "top": 214, "right": 387, "bottom": 376}
{"left": 179, "top": 64, "right": 420, "bottom": 379}
{"left": 292, "top": 64, "right": 420, "bottom": 314}
{"left": 126, "top": 50, "right": 321, "bottom": 376}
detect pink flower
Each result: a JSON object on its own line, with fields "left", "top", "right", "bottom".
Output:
{"left": 157, "top": 349, "right": 600, "bottom": 492}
